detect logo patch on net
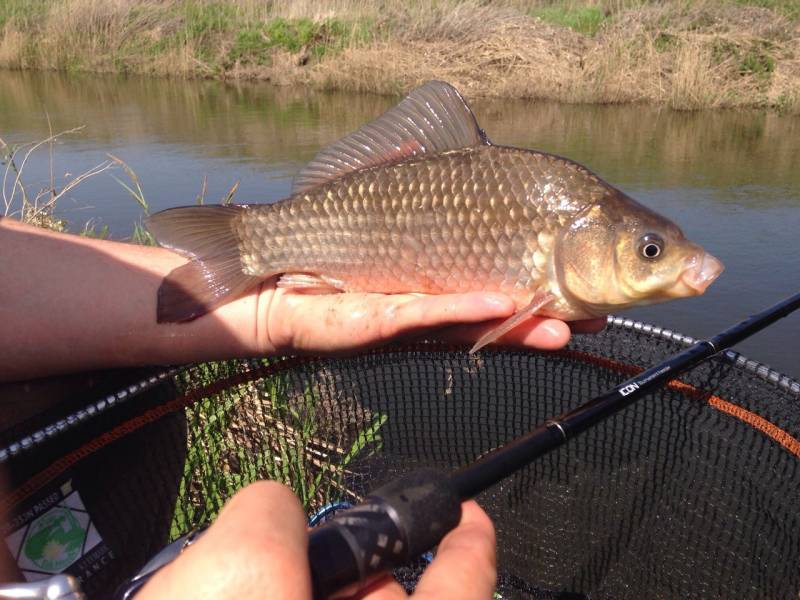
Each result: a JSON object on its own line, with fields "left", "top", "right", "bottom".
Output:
{"left": 5, "top": 480, "right": 104, "bottom": 581}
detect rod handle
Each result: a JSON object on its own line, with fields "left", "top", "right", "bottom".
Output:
{"left": 308, "top": 469, "right": 461, "bottom": 599}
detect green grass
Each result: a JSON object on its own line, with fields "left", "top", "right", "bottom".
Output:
{"left": 0, "top": 0, "right": 47, "bottom": 30}
{"left": 739, "top": 44, "right": 776, "bottom": 77}
{"left": 2, "top": 129, "right": 225, "bottom": 242}
{"left": 654, "top": 31, "right": 677, "bottom": 52}
{"left": 183, "top": 1, "right": 238, "bottom": 40}
{"left": 731, "top": 0, "right": 800, "bottom": 20}
{"left": 529, "top": 4, "right": 608, "bottom": 35}
{"left": 315, "top": 17, "right": 375, "bottom": 57}
{"left": 1, "top": 1, "right": 796, "bottom": 112}
{"left": 230, "top": 28, "right": 274, "bottom": 65}
{"left": 78, "top": 221, "right": 110, "bottom": 239}
{"left": 1, "top": 127, "right": 114, "bottom": 233}
{"left": 169, "top": 361, "right": 388, "bottom": 538}
{"left": 229, "top": 17, "right": 374, "bottom": 66}
{"left": 266, "top": 17, "right": 317, "bottom": 52}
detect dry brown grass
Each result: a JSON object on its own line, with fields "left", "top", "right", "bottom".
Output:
{"left": 296, "top": 0, "right": 800, "bottom": 112}
{"left": 0, "top": 28, "right": 23, "bottom": 66}
{"left": 0, "top": 0, "right": 798, "bottom": 112}
{"left": 304, "top": 1, "right": 799, "bottom": 113}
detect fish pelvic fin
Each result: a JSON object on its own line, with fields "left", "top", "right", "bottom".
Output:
{"left": 147, "top": 205, "right": 260, "bottom": 323}
{"left": 276, "top": 273, "right": 345, "bottom": 294}
{"left": 292, "top": 81, "right": 490, "bottom": 195}
{"left": 469, "top": 290, "right": 556, "bottom": 354}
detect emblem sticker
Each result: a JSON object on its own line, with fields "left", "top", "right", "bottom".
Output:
{"left": 5, "top": 480, "right": 107, "bottom": 582}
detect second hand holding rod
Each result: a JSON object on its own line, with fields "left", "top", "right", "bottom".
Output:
{"left": 307, "top": 292, "right": 800, "bottom": 599}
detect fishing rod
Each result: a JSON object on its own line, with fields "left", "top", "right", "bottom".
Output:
{"left": 306, "top": 291, "right": 800, "bottom": 599}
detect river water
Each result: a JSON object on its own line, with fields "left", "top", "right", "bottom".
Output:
{"left": 1, "top": 71, "right": 798, "bottom": 378}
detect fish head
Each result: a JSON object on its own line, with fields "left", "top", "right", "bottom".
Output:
{"left": 554, "top": 193, "right": 723, "bottom": 315}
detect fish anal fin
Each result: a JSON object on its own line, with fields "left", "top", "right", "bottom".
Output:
{"left": 469, "top": 291, "right": 556, "bottom": 353}
{"left": 292, "top": 81, "right": 489, "bottom": 195}
{"left": 277, "top": 273, "right": 345, "bottom": 294}
{"left": 158, "top": 257, "right": 261, "bottom": 323}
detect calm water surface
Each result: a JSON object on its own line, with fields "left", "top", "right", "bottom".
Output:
{"left": 1, "top": 71, "right": 798, "bottom": 378}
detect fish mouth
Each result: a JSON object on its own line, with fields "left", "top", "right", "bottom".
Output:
{"left": 676, "top": 252, "right": 724, "bottom": 295}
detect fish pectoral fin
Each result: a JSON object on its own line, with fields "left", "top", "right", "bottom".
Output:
{"left": 277, "top": 273, "right": 345, "bottom": 294}
{"left": 469, "top": 291, "right": 556, "bottom": 354}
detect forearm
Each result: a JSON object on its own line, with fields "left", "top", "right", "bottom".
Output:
{"left": 0, "top": 218, "right": 262, "bottom": 382}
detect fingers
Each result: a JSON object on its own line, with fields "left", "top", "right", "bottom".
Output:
{"left": 414, "top": 501, "right": 497, "bottom": 599}
{"left": 264, "top": 287, "right": 602, "bottom": 355}
{"left": 353, "top": 575, "right": 409, "bottom": 600}
{"left": 266, "top": 290, "right": 516, "bottom": 354}
{"left": 138, "top": 481, "right": 310, "bottom": 600}
{"left": 385, "top": 292, "right": 515, "bottom": 337}
{"left": 436, "top": 316, "right": 571, "bottom": 350}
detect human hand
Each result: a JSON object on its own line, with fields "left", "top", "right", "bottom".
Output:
{"left": 137, "top": 481, "right": 497, "bottom": 600}
{"left": 257, "top": 287, "right": 606, "bottom": 356}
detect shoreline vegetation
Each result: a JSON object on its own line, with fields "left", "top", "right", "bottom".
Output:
{"left": 1, "top": 127, "right": 156, "bottom": 238}
{"left": 0, "top": 1, "right": 798, "bottom": 113}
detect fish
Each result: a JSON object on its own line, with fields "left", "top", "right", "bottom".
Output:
{"left": 148, "top": 80, "right": 723, "bottom": 352}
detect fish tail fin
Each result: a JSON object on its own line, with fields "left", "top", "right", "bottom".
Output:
{"left": 147, "top": 205, "right": 261, "bottom": 323}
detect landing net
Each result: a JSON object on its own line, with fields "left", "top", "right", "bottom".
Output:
{"left": 0, "top": 319, "right": 798, "bottom": 599}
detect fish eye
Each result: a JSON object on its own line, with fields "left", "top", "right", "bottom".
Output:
{"left": 638, "top": 234, "right": 664, "bottom": 260}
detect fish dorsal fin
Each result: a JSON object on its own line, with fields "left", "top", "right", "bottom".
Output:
{"left": 292, "top": 81, "right": 489, "bottom": 195}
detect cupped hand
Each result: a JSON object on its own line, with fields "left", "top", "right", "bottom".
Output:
{"left": 257, "top": 288, "right": 605, "bottom": 355}
{"left": 137, "top": 481, "right": 497, "bottom": 600}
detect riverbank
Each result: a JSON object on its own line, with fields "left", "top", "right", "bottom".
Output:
{"left": 1, "top": 0, "right": 798, "bottom": 112}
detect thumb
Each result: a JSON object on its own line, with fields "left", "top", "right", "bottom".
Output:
{"left": 138, "top": 481, "right": 311, "bottom": 600}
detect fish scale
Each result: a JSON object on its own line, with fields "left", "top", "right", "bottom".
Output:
{"left": 235, "top": 146, "right": 595, "bottom": 304}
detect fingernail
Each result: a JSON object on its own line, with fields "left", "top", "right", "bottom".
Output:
{"left": 541, "top": 320, "right": 564, "bottom": 339}
{"left": 482, "top": 293, "right": 510, "bottom": 310}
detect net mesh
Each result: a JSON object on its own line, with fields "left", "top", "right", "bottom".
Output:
{"left": 1, "top": 322, "right": 798, "bottom": 599}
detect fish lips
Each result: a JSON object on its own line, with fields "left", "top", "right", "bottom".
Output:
{"left": 677, "top": 252, "right": 724, "bottom": 295}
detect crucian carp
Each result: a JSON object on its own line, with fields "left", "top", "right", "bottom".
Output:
{"left": 148, "top": 81, "right": 723, "bottom": 352}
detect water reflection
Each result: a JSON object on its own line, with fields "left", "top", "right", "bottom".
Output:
{"left": 0, "top": 71, "right": 391, "bottom": 164}
{"left": 477, "top": 99, "right": 800, "bottom": 201}
{"left": 2, "top": 70, "right": 799, "bottom": 204}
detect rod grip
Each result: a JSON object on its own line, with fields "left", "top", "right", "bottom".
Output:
{"left": 307, "top": 469, "right": 461, "bottom": 599}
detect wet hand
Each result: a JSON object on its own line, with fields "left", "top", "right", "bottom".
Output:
{"left": 136, "top": 481, "right": 497, "bottom": 600}
{"left": 259, "top": 288, "right": 605, "bottom": 355}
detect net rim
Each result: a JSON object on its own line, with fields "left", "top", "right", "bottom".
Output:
{"left": 607, "top": 315, "right": 800, "bottom": 394}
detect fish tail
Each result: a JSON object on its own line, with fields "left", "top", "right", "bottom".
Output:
{"left": 147, "top": 205, "right": 261, "bottom": 323}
